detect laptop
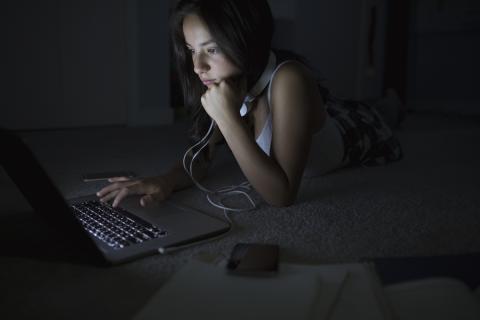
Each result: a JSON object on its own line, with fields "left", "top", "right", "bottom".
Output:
{"left": 0, "top": 129, "right": 230, "bottom": 265}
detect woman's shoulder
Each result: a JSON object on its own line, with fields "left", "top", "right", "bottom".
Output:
{"left": 269, "top": 59, "right": 320, "bottom": 100}
{"left": 267, "top": 57, "right": 327, "bottom": 128}
{"left": 273, "top": 59, "right": 312, "bottom": 82}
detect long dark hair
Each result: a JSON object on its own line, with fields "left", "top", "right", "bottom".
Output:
{"left": 170, "top": 0, "right": 274, "bottom": 144}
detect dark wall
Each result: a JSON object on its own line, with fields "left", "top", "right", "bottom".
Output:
{"left": 4, "top": 0, "right": 171, "bottom": 130}
{"left": 271, "top": 0, "right": 480, "bottom": 114}
{"left": 407, "top": 0, "right": 480, "bottom": 114}
{"left": 4, "top": 0, "right": 130, "bottom": 129}
{"left": 137, "top": 0, "right": 170, "bottom": 112}
{"left": 5, "top": 0, "right": 479, "bottom": 130}
{"left": 269, "top": 0, "right": 387, "bottom": 100}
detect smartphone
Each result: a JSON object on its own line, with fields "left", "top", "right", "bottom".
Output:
{"left": 82, "top": 171, "right": 136, "bottom": 182}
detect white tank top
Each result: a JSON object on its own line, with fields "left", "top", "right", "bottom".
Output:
{"left": 240, "top": 59, "right": 345, "bottom": 178}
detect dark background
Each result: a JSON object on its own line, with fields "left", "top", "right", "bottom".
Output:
{"left": 2, "top": 2, "right": 480, "bottom": 318}
{"left": 3, "top": 0, "right": 480, "bottom": 129}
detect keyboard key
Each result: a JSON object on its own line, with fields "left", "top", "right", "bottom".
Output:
{"left": 71, "top": 201, "right": 167, "bottom": 250}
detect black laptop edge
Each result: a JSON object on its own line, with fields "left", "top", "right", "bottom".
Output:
{"left": 1, "top": 128, "right": 109, "bottom": 266}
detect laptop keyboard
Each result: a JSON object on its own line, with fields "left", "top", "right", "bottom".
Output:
{"left": 71, "top": 200, "right": 167, "bottom": 250}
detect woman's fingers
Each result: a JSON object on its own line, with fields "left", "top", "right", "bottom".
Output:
{"left": 97, "top": 183, "right": 119, "bottom": 198}
{"left": 99, "top": 189, "right": 120, "bottom": 203}
{"left": 97, "top": 180, "right": 137, "bottom": 198}
{"left": 102, "top": 181, "right": 148, "bottom": 207}
{"left": 112, "top": 188, "right": 130, "bottom": 208}
{"left": 99, "top": 184, "right": 138, "bottom": 207}
{"left": 140, "top": 190, "right": 167, "bottom": 207}
{"left": 96, "top": 176, "right": 171, "bottom": 208}
{"left": 140, "top": 194, "right": 154, "bottom": 207}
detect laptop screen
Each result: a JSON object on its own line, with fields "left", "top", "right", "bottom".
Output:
{"left": 1, "top": 129, "right": 106, "bottom": 265}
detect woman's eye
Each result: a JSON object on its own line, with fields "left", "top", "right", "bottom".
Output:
{"left": 207, "top": 47, "right": 219, "bottom": 54}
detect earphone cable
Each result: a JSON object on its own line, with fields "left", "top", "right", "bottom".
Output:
{"left": 182, "top": 118, "right": 257, "bottom": 214}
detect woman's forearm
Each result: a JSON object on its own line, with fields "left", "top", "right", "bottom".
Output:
{"left": 217, "top": 118, "right": 297, "bottom": 207}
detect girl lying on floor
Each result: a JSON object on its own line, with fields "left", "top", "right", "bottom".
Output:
{"left": 97, "top": 0, "right": 402, "bottom": 209}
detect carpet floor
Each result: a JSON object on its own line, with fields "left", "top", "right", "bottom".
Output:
{"left": 1, "top": 111, "right": 479, "bottom": 319}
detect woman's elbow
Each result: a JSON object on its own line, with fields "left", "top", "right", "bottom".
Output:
{"left": 264, "top": 191, "right": 297, "bottom": 208}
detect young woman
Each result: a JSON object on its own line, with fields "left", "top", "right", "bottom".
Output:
{"left": 97, "top": 0, "right": 402, "bottom": 208}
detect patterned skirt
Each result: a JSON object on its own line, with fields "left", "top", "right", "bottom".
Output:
{"left": 325, "top": 95, "right": 403, "bottom": 167}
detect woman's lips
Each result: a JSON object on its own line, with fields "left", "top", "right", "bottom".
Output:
{"left": 202, "top": 79, "right": 215, "bottom": 86}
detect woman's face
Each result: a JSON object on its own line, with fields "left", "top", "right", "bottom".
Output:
{"left": 183, "top": 14, "right": 241, "bottom": 88}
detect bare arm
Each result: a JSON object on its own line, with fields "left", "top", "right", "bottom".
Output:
{"left": 97, "top": 127, "right": 222, "bottom": 207}
{"left": 215, "top": 62, "right": 325, "bottom": 207}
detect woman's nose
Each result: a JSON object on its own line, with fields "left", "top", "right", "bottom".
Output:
{"left": 193, "top": 53, "right": 210, "bottom": 75}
